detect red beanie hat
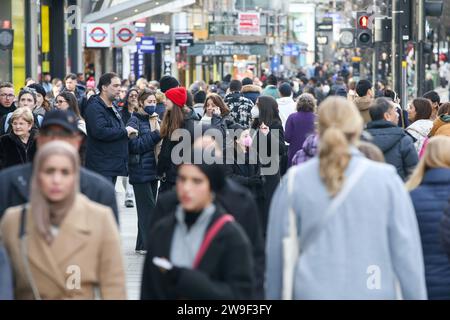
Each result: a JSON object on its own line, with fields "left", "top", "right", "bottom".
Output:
{"left": 165, "top": 87, "right": 187, "bottom": 108}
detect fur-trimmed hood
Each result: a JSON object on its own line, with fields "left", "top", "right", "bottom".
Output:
{"left": 241, "top": 84, "right": 262, "bottom": 94}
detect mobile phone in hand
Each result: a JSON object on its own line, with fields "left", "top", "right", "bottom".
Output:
{"left": 152, "top": 257, "right": 173, "bottom": 271}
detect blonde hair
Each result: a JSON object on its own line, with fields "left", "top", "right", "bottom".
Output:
{"left": 406, "top": 136, "right": 450, "bottom": 190}
{"left": 155, "top": 90, "right": 165, "bottom": 104}
{"left": 10, "top": 107, "right": 34, "bottom": 125}
{"left": 318, "top": 97, "right": 364, "bottom": 196}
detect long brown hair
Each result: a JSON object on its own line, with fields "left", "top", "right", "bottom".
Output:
{"left": 160, "top": 104, "right": 185, "bottom": 138}
{"left": 411, "top": 98, "right": 432, "bottom": 122}
{"left": 406, "top": 136, "right": 450, "bottom": 190}
{"left": 204, "top": 93, "right": 229, "bottom": 116}
{"left": 56, "top": 91, "right": 82, "bottom": 119}
{"left": 318, "top": 97, "right": 363, "bottom": 196}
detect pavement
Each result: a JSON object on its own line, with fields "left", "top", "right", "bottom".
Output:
{"left": 115, "top": 181, "right": 145, "bottom": 300}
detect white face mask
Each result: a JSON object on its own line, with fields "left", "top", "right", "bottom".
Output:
{"left": 251, "top": 106, "right": 259, "bottom": 119}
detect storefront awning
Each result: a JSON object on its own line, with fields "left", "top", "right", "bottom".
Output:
{"left": 83, "top": 0, "right": 195, "bottom": 26}
{"left": 187, "top": 43, "right": 268, "bottom": 56}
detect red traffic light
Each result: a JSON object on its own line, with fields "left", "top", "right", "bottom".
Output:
{"left": 359, "top": 15, "right": 369, "bottom": 29}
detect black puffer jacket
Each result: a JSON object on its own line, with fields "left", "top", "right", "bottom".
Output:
{"left": 0, "top": 130, "right": 38, "bottom": 170}
{"left": 141, "top": 203, "right": 254, "bottom": 300}
{"left": 149, "top": 179, "right": 266, "bottom": 299}
{"left": 366, "top": 120, "right": 419, "bottom": 180}
{"left": 127, "top": 113, "right": 161, "bottom": 184}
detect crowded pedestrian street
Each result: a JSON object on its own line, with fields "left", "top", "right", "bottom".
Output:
{"left": 2, "top": 1, "right": 450, "bottom": 311}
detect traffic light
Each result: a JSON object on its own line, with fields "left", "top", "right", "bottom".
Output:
{"left": 425, "top": 1, "right": 443, "bottom": 16}
{"left": 356, "top": 11, "right": 373, "bottom": 48}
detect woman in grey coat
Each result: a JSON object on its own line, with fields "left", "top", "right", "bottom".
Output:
{"left": 266, "top": 97, "right": 427, "bottom": 300}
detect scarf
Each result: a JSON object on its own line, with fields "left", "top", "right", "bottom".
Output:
{"left": 29, "top": 141, "right": 80, "bottom": 244}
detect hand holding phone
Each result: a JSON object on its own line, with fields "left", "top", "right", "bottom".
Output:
{"left": 152, "top": 257, "right": 173, "bottom": 271}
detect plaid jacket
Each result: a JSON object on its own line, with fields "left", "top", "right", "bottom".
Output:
{"left": 224, "top": 92, "right": 254, "bottom": 128}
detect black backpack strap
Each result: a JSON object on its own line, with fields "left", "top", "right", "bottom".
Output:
{"left": 19, "top": 205, "right": 27, "bottom": 239}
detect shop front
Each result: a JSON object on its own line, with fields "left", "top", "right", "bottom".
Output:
{"left": 187, "top": 43, "right": 268, "bottom": 83}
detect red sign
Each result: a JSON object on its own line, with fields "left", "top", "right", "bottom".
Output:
{"left": 117, "top": 27, "right": 133, "bottom": 42}
{"left": 238, "top": 12, "right": 260, "bottom": 35}
{"left": 359, "top": 15, "right": 369, "bottom": 29}
{"left": 90, "top": 27, "right": 107, "bottom": 43}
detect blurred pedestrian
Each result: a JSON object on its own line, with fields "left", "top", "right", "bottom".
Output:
{"left": 0, "top": 141, "right": 126, "bottom": 299}
{"left": 262, "top": 75, "right": 280, "bottom": 99}
{"left": 141, "top": 148, "right": 254, "bottom": 300}
{"left": 354, "top": 80, "right": 374, "bottom": 125}
{"left": 251, "top": 96, "right": 286, "bottom": 233}
{"left": 241, "top": 77, "right": 261, "bottom": 104}
{"left": 407, "top": 136, "right": 450, "bottom": 299}
{"left": 266, "top": 96, "right": 426, "bottom": 299}
{"left": 0, "top": 109, "right": 119, "bottom": 223}
{"left": 224, "top": 80, "right": 254, "bottom": 128}
{"left": 423, "top": 91, "right": 441, "bottom": 121}
{"left": 276, "top": 82, "right": 297, "bottom": 129}
{"left": 285, "top": 93, "right": 316, "bottom": 167}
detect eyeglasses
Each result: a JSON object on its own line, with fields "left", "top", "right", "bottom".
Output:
{"left": 129, "top": 94, "right": 138, "bottom": 98}
{"left": 0, "top": 94, "right": 15, "bottom": 99}
{"left": 56, "top": 99, "right": 67, "bottom": 104}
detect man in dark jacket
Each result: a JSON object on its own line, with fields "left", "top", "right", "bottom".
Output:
{"left": 0, "top": 109, "right": 119, "bottom": 223}
{"left": 84, "top": 73, "right": 137, "bottom": 185}
{"left": 366, "top": 97, "right": 419, "bottom": 180}
{"left": 224, "top": 80, "right": 254, "bottom": 128}
{"left": 0, "top": 82, "right": 16, "bottom": 119}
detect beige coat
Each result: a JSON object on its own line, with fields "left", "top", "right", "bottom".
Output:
{"left": 0, "top": 194, "right": 126, "bottom": 300}
{"left": 354, "top": 95, "right": 374, "bottom": 124}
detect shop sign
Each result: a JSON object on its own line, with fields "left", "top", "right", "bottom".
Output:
{"left": 139, "top": 37, "right": 156, "bottom": 53}
{"left": 114, "top": 25, "right": 136, "bottom": 46}
{"left": 187, "top": 44, "right": 267, "bottom": 56}
{"left": 175, "top": 32, "right": 194, "bottom": 47}
{"left": 86, "top": 23, "right": 111, "bottom": 48}
{"left": 238, "top": 12, "right": 260, "bottom": 35}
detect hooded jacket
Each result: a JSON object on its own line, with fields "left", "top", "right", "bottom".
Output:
{"left": 366, "top": 120, "right": 419, "bottom": 180}
{"left": 430, "top": 114, "right": 450, "bottom": 137}
{"left": 406, "top": 119, "right": 434, "bottom": 153}
{"left": 127, "top": 113, "right": 161, "bottom": 184}
{"left": 241, "top": 85, "right": 261, "bottom": 104}
{"left": 354, "top": 95, "right": 374, "bottom": 124}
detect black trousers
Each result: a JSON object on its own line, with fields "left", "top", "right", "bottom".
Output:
{"left": 133, "top": 181, "right": 158, "bottom": 251}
